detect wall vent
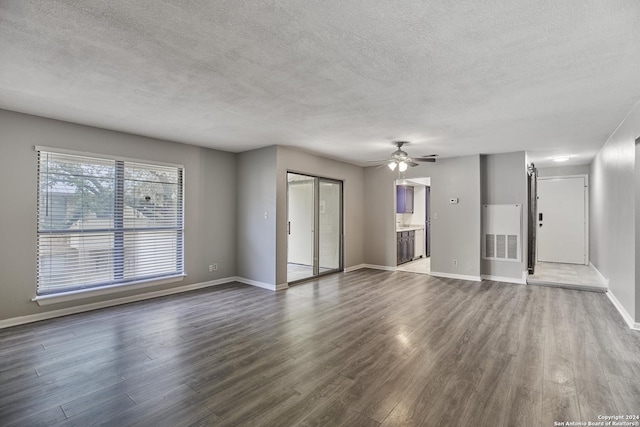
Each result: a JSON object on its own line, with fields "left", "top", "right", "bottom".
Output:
{"left": 482, "top": 204, "right": 521, "bottom": 263}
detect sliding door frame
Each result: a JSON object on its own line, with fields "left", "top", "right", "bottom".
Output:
{"left": 286, "top": 171, "right": 344, "bottom": 284}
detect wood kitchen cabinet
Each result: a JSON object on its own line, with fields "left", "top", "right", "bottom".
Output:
{"left": 396, "top": 230, "right": 415, "bottom": 264}
{"left": 396, "top": 185, "right": 414, "bottom": 214}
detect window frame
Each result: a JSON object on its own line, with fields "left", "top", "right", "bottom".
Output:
{"left": 33, "top": 146, "right": 186, "bottom": 303}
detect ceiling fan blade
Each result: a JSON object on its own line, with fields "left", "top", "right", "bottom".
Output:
{"left": 420, "top": 154, "right": 439, "bottom": 158}
{"left": 407, "top": 161, "right": 419, "bottom": 167}
{"left": 367, "top": 159, "right": 392, "bottom": 162}
{"left": 413, "top": 158, "right": 436, "bottom": 162}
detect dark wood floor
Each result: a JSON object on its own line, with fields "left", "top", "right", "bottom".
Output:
{"left": 1, "top": 269, "right": 639, "bottom": 426}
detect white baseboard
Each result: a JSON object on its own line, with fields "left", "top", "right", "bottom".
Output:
{"left": 430, "top": 271, "right": 482, "bottom": 282}
{"left": 362, "top": 264, "right": 397, "bottom": 272}
{"left": 481, "top": 274, "right": 527, "bottom": 285}
{"left": 344, "top": 264, "right": 366, "bottom": 273}
{"left": 0, "top": 277, "right": 236, "bottom": 330}
{"left": 275, "top": 282, "right": 289, "bottom": 291}
{"left": 234, "top": 277, "right": 289, "bottom": 291}
{"left": 234, "top": 276, "right": 277, "bottom": 291}
{"left": 589, "top": 262, "right": 610, "bottom": 286}
{"left": 586, "top": 264, "right": 637, "bottom": 330}
{"left": 606, "top": 290, "right": 640, "bottom": 331}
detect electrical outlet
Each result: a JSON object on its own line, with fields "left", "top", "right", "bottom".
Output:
{"left": 213, "top": 263, "right": 218, "bottom": 271}
{"left": 452, "top": 259, "right": 457, "bottom": 267}
{"left": 208, "top": 264, "right": 214, "bottom": 272}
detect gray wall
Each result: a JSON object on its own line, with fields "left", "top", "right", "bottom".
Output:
{"left": 590, "top": 102, "right": 639, "bottom": 322}
{"left": 538, "top": 164, "right": 590, "bottom": 177}
{"left": 480, "top": 152, "right": 528, "bottom": 280}
{"left": 0, "top": 109, "right": 237, "bottom": 321}
{"left": 275, "top": 146, "right": 365, "bottom": 286}
{"left": 236, "top": 146, "right": 278, "bottom": 286}
{"left": 364, "top": 155, "right": 481, "bottom": 279}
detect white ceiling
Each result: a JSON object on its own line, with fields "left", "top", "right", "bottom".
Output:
{"left": 1, "top": 1, "right": 639, "bottom": 167}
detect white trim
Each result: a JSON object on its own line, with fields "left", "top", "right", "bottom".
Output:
{"left": 344, "top": 264, "right": 366, "bottom": 272}
{"left": 589, "top": 262, "right": 610, "bottom": 286}
{"left": 1, "top": 277, "right": 235, "bottom": 330}
{"left": 481, "top": 274, "right": 527, "bottom": 285}
{"left": 606, "top": 290, "right": 640, "bottom": 331}
{"left": 2, "top": 276, "right": 293, "bottom": 329}
{"left": 34, "top": 145, "right": 184, "bottom": 169}
{"left": 363, "top": 264, "right": 397, "bottom": 272}
{"left": 33, "top": 275, "right": 187, "bottom": 306}
{"left": 430, "top": 271, "right": 482, "bottom": 282}
{"left": 234, "top": 277, "right": 277, "bottom": 291}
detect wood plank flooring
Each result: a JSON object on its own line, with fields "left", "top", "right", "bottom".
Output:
{"left": 1, "top": 269, "right": 639, "bottom": 426}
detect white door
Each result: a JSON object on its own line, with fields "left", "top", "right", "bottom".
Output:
{"left": 537, "top": 176, "right": 587, "bottom": 264}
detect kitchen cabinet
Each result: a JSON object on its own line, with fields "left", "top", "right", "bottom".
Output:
{"left": 396, "top": 230, "right": 415, "bottom": 264}
{"left": 396, "top": 185, "right": 414, "bottom": 213}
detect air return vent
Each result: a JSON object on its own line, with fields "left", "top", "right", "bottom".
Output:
{"left": 482, "top": 204, "right": 521, "bottom": 262}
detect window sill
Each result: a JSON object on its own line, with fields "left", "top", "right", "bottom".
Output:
{"left": 32, "top": 274, "right": 187, "bottom": 306}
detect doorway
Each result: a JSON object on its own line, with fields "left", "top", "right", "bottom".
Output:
{"left": 395, "top": 177, "right": 431, "bottom": 275}
{"left": 536, "top": 175, "right": 588, "bottom": 264}
{"left": 287, "top": 172, "right": 343, "bottom": 283}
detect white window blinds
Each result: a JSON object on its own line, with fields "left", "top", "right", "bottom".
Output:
{"left": 37, "top": 150, "right": 184, "bottom": 295}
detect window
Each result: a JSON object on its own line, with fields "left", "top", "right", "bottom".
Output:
{"left": 36, "top": 149, "right": 184, "bottom": 295}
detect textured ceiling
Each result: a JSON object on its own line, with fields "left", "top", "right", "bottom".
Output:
{"left": 1, "top": 1, "right": 639, "bottom": 167}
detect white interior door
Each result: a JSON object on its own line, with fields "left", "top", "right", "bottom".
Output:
{"left": 537, "top": 176, "right": 587, "bottom": 264}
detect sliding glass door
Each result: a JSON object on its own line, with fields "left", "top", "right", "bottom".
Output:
{"left": 287, "top": 172, "right": 343, "bottom": 283}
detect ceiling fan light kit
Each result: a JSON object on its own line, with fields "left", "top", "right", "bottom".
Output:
{"left": 377, "top": 141, "right": 437, "bottom": 173}
{"left": 369, "top": 141, "right": 438, "bottom": 176}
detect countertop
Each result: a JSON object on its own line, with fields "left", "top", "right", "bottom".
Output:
{"left": 396, "top": 225, "right": 424, "bottom": 232}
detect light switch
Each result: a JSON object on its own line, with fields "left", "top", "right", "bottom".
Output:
{"left": 433, "top": 213, "right": 439, "bottom": 220}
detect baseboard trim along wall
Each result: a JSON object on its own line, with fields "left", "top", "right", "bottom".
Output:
{"left": 589, "top": 262, "right": 610, "bottom": 287}
{"left": 606, "top": 290, "right": 640, "bottom": 331}
{"left": 275, "top": 282, "right": 289, "bottom": 291}
{"left": 430, "top": 271, "right": 482, "bottom": 282}
{"left": 6, "top": 270, "right": 636, "bottom": 331}
{"left": 481, "top": 274, "right": 527, "bottom": 285}
{"left": 361, "top": 264, "right": 397, "bottom": 272}
{"left": 0, "top": 277, "right": 238, "bottom": 329}
{"left": 344, "top": 264, "right": 366, "bottom": 273}
{"left": 0, "top": 276, "right": 284, "bottom": 329}
{"left": 341, "top": 264, "right": 398, "bottom": 272}
{"left": 587, "top": 264, "right": 637, "bottom": 331}
{"left": 234, "top": 277, "right": 277, "bottom": 291}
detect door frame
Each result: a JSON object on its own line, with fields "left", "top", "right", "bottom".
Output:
{"left": 286, "top": 170, "right": 344, "bottom": 284}
{"left": 425, "top": 185, "right": 430, "bottom": 257}
{"left": 536, "top": 174, "right": 589, "bottom": 265}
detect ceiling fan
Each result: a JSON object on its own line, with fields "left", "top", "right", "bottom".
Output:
{"left": 371, "top": 141, "right": 438, "bottom": 171}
